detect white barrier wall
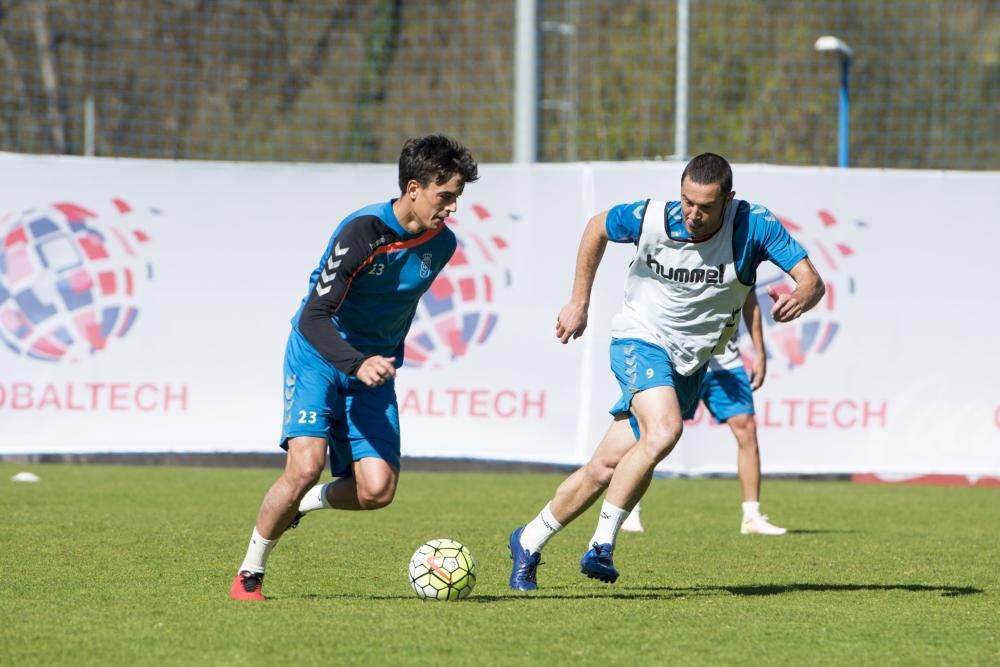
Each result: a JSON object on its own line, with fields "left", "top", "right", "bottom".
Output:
{"left": 1, "top": 153, "right": 997, "bottom": 476}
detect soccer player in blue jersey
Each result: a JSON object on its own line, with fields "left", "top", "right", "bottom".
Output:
{"left": 622, "top": 290, "right": 788, "bottom": 536}
{"left": 231, "top": 135, "right": 478, "bottom": 601}
{"left": 508, "top": 152, "right": 824, "bottom": 590}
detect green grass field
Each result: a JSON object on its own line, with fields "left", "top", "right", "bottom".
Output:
{"left": 3, "top": 463, "right": 998, "bottom": 666}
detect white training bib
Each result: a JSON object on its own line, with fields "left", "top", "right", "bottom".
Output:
{"left": 610, "top": 199, "right": 751, "bottom": 375}
{"left": 707, "top": 335, "right": 745, "bottom": 372}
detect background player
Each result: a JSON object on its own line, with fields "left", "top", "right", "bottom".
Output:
{"left": 231, "top": 135, "right": 478, "bottom": 601}
{"left": 507, "top": 152, "right": 824, "bottom": 591}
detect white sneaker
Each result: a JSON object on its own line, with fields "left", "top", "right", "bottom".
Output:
{"left": 620, "top": 509, "right": 645, "bottom": 533}
{"left": 741, "top": 514, "right": 787, "bottom": 535}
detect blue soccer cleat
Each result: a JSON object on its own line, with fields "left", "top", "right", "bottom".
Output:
{"left": 508, "top": 526, "right": 542, "bottom": 591}
{"left": 580, "top": 542, "right": 619, "bottom": 583}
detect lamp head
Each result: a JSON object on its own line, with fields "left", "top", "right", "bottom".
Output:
{"left": 814, "top": 35, "right": 853, "bottom": 60}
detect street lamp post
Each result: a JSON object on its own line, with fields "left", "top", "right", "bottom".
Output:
{"left": 814, "top": 35, "right": 853, "bottom": 168}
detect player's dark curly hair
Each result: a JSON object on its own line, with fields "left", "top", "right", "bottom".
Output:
{"left": 681, "top": 152, "right": 733, "bottom": 196}
{"left": 398, "top": 135, "right": 479, "bottom": 192}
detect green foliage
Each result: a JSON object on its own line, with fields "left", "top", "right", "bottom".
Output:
{"left": 0, "top": 1, "right": 996, "bottom": 168}
{"left": 2, "top": 463, "right": 999, "bottom": 666}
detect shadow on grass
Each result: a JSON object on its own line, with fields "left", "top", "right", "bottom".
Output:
{"left": 686, "top": 583, "right": 983, "bottom": 598}
{"left": 786, "top": 529, "right": 861, "bottom": 534}
{"left": 282, "top": 582, "right": 982, "bottom": 603}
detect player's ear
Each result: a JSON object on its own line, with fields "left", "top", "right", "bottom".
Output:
{"left": 405, "top": 179, "right": 420, "bottom": 200}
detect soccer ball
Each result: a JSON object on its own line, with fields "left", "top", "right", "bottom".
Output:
{"left": 408, "top": 538, "right": 477, "bottom": 601}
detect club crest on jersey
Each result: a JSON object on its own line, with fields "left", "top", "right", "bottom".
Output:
{"left": 646, "top": 254, "right": 725, "bottom": 285}
{"left": 419, "top": 253, "right": 433, "bottom": 278}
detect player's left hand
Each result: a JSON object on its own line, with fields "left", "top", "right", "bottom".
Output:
{"left": 767, "top": 287, "right": 805, "bottom": 323}
{"left": 357, "top": 355, "right": 397, "bottom": 388}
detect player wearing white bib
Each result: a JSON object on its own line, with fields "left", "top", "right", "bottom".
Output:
{"left": 508, "top": 153, "right": 824, "bottom": 590}
{"left": 622, "top": 289, "right": 788, "bottom": 536}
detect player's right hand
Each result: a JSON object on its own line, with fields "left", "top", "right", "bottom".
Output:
{"left": 556, "top": 301, "right": 588, "bottom": 344}
{"left": 357, "top": 355, "right": 397, "bottom": 387}
{"left": 749, "top": 356, "right": 766, "bottom": 390}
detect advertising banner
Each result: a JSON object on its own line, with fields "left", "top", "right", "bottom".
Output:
{"left": 1, "top": 153, "right": 997, "bottom": 477}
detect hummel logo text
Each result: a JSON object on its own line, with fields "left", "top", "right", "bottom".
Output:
{"left": 646, "top": 255, "right": 725, "bottom": 284}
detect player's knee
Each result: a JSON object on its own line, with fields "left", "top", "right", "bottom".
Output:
{"left": 357, "top": 485, "right": 395, "bottom": 510}
{"left": 584, "top": 457, "right": 616, "bottom": 487}
{"left": 283, "top": 465, "right": 323, "bottom": 496}
{"left": 641, "top": 422, "right": 683, "bottom": 461}
{"left": 284, "top": 438, "right": 327, "bottom": 493}
{"left": 356, "top": 476, "right": 397, "bottom": 509}
{"left": 282, "top": 458, "right": 324, "bottom": 493}
{"left": 728, "top": 414, "right": 758, "bottom": 444}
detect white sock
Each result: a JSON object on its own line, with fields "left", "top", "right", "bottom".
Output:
{"left": 519, "top": 503, "right": 564, "bottom": 554}
{"left": 239, "top": 527, "right": 278, "bottom": 574}
{"left": 630, "top": 501, "right": 642, "bottom": 518}
{"left": 589, "top": 500, "right": 628, "bottom": 548}
{"left": 742, "top": 501, "right": 761, "bottom": 521}
{"left": 298, "top": 482, "right": 333, "bottom": 513}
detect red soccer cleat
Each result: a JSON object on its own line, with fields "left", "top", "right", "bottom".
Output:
{"left": 230, "top": 570, "right": 265, "bottom": 601}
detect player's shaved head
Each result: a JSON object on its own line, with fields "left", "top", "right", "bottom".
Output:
{"left": 681, "top": 153, "right": 733, "bottom": 197}
{"left": 398, "top": 135, "right": 479, "bottom": 192}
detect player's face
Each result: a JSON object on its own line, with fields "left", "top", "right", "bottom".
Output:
{"left": 407, "top": 172, "right": 465, "bottom": 232}
{"left": 680, "top": 177, "right": 734, "bottom": 237}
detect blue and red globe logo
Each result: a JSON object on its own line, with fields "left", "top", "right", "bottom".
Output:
{"left": 740, "top": 208, "right": 861, "bottom": 373}
{"left": 404, "top": 204, "right": 513, "bottom": 369}
{"left": 0, "top": 200, "right": 155, "bottom": 362}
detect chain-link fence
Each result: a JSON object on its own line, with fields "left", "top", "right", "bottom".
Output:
{"left": 1, "top": 0, "right": 997, "bottom": 169}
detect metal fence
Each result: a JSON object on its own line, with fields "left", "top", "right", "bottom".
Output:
{"left": 1, "top": 0, "right": 997, "bottom": 169}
